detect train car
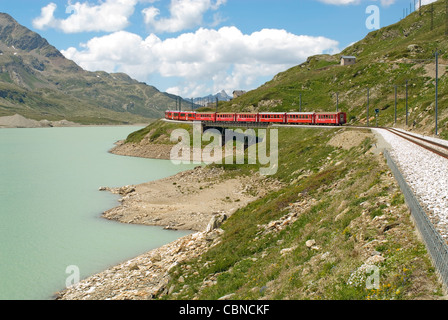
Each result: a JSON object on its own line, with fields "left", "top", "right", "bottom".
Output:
{"left": 216, "top": 113, "right": 237, "bottom": 122}
{"left": 236, "top": 113, "right": 259, "bottom": 123}
{"left": 315, "top": 112, "right": 347, "bottom": 126}
{"left": 259, "top": 112, "right": 287, "bottom": 124}
{"left": 166, "top": 109, "right": 348, "bottom": 126}
{"left": 165, "top": 110, "right": 180, "bottom": 120}
{"left": 183, "top": 111, "right": 197, "bottom": 121}
{"left": 286, "top": 112, "right": 315, "bottom": 125}
{"left": 189, "top": 112, "right": 198, "bottom": 121}
{"left": 338, "top": 112, "right": 347, "bottom": 125}
{"left": 195, "top": 112, "right": 217, "bottom": 122}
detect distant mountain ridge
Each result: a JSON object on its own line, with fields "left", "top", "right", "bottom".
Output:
{"left": 0, "top": 13, "right": 188, "bottom": 124}
{"left": 193, "top": 90, "right": 232, "bottom": 107}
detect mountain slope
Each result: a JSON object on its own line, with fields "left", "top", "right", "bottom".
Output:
{"left": 0, "top": 13, "right": 187, "bottom": 124}
{"left": 219, "top": 0, "right": 447, "bottom": 138}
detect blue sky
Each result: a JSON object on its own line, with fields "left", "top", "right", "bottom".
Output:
{"left": 0, "top": 0, "right": 437, "bottom": 98}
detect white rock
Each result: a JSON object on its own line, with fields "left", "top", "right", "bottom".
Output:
{"left": 306, "top": 239, "right": 316, "bottom": 248}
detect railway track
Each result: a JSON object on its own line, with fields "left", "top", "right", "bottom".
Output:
{"left": 384, "top": 128, "right": 448, "bottom": 160}
{"left": 163, "top": 118, "right": 448, "bottom": 159}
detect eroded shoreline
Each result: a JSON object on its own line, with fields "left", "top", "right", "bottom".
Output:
{"left": 56, "top": 145, "right": 282, "bottom": 299}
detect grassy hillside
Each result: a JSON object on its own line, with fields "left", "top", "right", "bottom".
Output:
{"left": 154, "top": 126, "right": 443, "bottom": 300}
{"left": 217, "top": 0, "right": 448, "bottom": 139}
{"left": 117, "top": 120, "right": 445, "bottom": 299}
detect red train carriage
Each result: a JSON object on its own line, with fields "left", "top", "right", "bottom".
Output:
{"left": 165, "top": 110, "right": 180, "bottom": 120}
{"left": 236, "top": 113, "right": 259, "bottom": 123}
{"left": 259, "top": 112, "right": 287, "bottom": 124}
{"left": 216, "top": 113, "right": 237, "bottom": 122}
{"left": 286, "top": 112, "right": 315, "bottom": 125}
{"left": 178, "top": 112, "right": 188, "bottom": 121}
{"left": 338, "top": 112, "right": 347, "bottom": 125}
{"left": 315, "top": 112, "right": 347, "bottom": 126}
{"left": 184, "top": 111, "right": 197, "bottom": 121}
{"left": 166, "top": 110, "right": 348, "bottom": 126}
{"left": 195, "top": 112, "right": 217, "bottom": 122}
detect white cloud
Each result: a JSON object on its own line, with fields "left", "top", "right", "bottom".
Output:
{"left": 62, "top": 26, "right": 339, "bottom": 97}
{"left": 378, "top": 0, "right": 395, "bottom": 7}
{"left": 416, "top": 0, "right": 438, "bottom": 9}
{"left": 142, "top": 0, "right": 227, "bottom": 33}
{"left": 33, "top": 0, "right": 139, "bottom": 33}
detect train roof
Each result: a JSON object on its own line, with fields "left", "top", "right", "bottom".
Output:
{"left": 286, "top": 112, "right": 315, "bottom": 115}
{"left": 165, "top": 110, "right": 196, "bottom": 113}
{"left": 315, "top": 112, "right": 345, "bottom": 114}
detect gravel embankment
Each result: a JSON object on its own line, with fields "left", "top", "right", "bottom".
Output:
{"left": 373, "top": 128, "right": 448, "bottom": 241}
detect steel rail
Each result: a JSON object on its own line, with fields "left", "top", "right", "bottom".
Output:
{"left": 385, "top": 128, "right": 448, "bottom": 160}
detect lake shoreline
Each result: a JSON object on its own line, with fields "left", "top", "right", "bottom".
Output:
{"left": 55, "top": 139, "right": 282, "bottom": 300}
{"left": 0, "top": 113, "right": 151, "bottom": 129}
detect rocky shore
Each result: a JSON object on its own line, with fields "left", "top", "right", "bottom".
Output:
{"left": 109, "top": 139, "right": 173, "bottom": 160}
{"left": 56, "top": 226, "right": 223, "bottom": 300}
{"left": 100, "top": 166, "right": 282, "bottom": 232}
{"left": 56, "top": 163, "right": 282, "bottom": 300}
{"left": 0, "top": 114, "right": 78, "bottom": 128}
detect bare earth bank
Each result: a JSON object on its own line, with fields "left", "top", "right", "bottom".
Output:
{"left": 56, "top": 161, "right": 282, "bottom": 300}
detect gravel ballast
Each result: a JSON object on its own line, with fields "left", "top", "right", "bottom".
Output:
{"left": 373, "top": 128, "right": 448, "bottom": 242}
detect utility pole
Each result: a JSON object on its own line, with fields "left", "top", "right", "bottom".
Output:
{"left": 435, "top": 50, "right": 439, "bottom": 135}
{"left": 367, "top": 87, "right": 370, "bottom": 127}
{"left": 216, "top": 97, "right": 219, "bottom": 113}
{"left": 394, "top": 85, "right": 397, "bottom": 125}
{"left": 191, "top": 98, "right": 194, "bottom": 112}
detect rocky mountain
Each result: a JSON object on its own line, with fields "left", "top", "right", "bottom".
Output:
{"left": 193, "top": 90, "right": 232, "bottom": 107}
{"left": 0, "top": 13, "right": 188, "bottom": 124}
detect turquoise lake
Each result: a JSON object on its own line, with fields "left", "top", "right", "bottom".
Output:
{"left": 0, "top": 126, "right": 195, "bottom": 300}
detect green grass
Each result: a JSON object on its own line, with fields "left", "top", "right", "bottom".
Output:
{"left": 125, "top": 120, "right": 193, "bottom": 144}
{"left": 151, "top": 125, "right": 443, "bottom": 300}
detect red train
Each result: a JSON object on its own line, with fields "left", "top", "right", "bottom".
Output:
{"left": 165, "top": 111, "right": 347, "bottom": 126}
